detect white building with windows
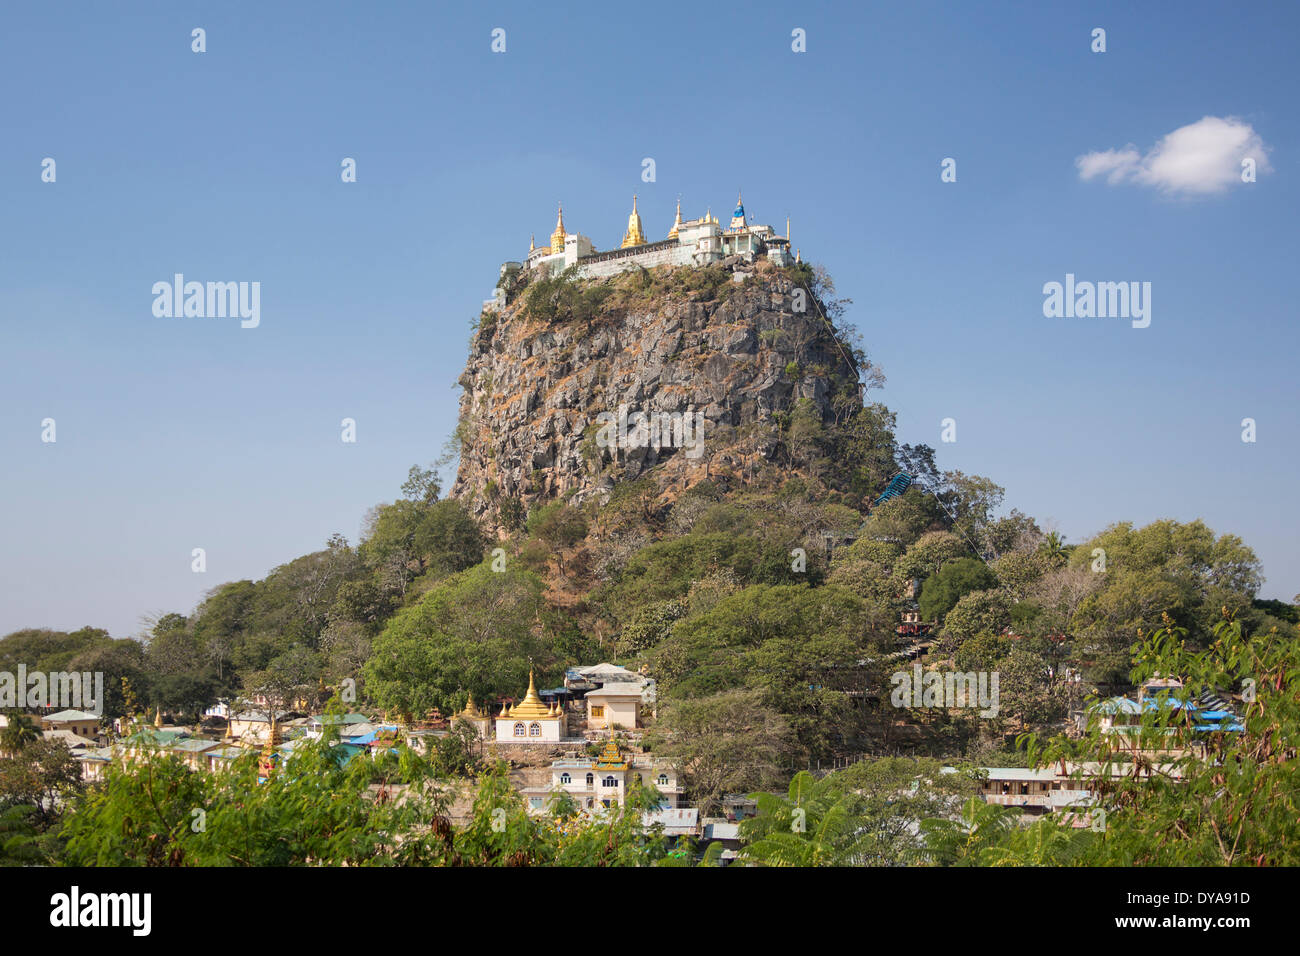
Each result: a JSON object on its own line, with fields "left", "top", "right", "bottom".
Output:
{"left": 585, "top": 682, "right": 643, "bottom": 731}
{"left": 520, "top": 740, "right": 684, "bottom": 812}
{"left": 485, "top": 192, "right": 795, "bottom": 311}
{"left": 493, "top": 670, "right": 567, "bottom": 743}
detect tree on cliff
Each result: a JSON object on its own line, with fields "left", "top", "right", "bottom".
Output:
{"left": 361, "top": 472, "right": 485, "bottom": 599}
{"left": 362, "top": 564, "right": 549, "bottom": 718}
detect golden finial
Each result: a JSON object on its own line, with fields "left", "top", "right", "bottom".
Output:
{"left": 668, "top": 197, "right": 683, "bottom": 240}
{"left": 154, "top": 707, "right": 162, "bottom": 729}
{"left": 529, "top": 234, "right": 536, "bottom": 253}
{"left": 786, "top": 216, "right": 790, "bottom": 241}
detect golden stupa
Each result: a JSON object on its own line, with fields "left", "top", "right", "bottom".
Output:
{"left": 667, "top": 198, "right": 683, "bottom": 240}
{"left": 508, "top": 669, "right": 559, "bottom": 720}
{"left": 550, "top": 203, "right": 567, "bottom": 254}
{"left": 620, "top": 194, "right": 647, "bottom": 249}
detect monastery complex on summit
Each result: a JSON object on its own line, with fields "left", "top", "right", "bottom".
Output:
{"left": 485, "top": 192, "right": 797, "bottom": 311}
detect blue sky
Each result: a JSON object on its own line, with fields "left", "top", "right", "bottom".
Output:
{"left": 2, "top": 0, "right": 1297, "bottom": 638}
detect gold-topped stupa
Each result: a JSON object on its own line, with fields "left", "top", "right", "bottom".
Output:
{"left": 508, "top": 669, "right": 557, "bottom": 720}
{"left": 550, "top": 203, "right": 567, "bottom": 254}
{"left": 458, "top": 692, "right": 484, "bottom": 720}
{"left": 667, "top": 198, "right": 683, "bottom": 240}
{"left": 620, "top": 194, "right": 647, "bottom": 248}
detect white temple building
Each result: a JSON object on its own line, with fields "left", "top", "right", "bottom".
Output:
{"left": 485, "top": 192, "right": 795, "bottom": 311}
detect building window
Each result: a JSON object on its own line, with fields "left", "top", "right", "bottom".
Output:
{"left": 591, "top": 705, "right": 604, "bottom": 718}
{"left": 657, "top": 774, "right": 668, "bottom": 786}
{"left": 529, "top": 722, "right": 541, "bottom": 737}
{"left": 585, "top": 773, "right": 594, "bottom": 787}
{"left": 529, "top": 797, "right": 543, "bottom": 809}
{"left": 560, "top": 772, "right": 571, "bottom": 785}
{"left": 513, "top": 722, "right": 525, "bottom": 737}
{"left": 603, "top": 775, "right": 618, "bottom": 788}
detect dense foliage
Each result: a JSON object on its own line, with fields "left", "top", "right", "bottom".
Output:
{"left": 3, "top": 263, "right": 1291, "bottom": 867}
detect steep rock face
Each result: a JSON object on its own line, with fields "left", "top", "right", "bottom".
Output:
{"left": 451, "top": 263, "right": 861, "bottom": 530}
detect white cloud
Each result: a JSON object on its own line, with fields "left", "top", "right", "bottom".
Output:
{"left": 1076, "top": 116, "right": 1272, "bottom": 195}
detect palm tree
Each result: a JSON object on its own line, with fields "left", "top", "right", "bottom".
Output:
{"left": 0, "top": 714, "right": 39, "bottom": 755}
{"left": 739, "top": 771, "right": 875, "bottom": 866}
{"left": 920, "top": 796, "right": 1019, "bottom": 865}
{"left": 1038, "top": 530, "right": 1068, "bottom": 565}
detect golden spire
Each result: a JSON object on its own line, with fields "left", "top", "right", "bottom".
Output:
{"left": 668, "top": 197, "right": 683, "bottom": 240}
{"left": 550, "top": 203, "right": 567, "bottom": 254}
{"left": 153, "top": 707, "right": 162, "bottom": 729}
{"left": 795, "top": 248, "right": 801, "bottom": 263}
{"left": 786, "top": 216, "right": 790, "bottom": 241}
{"left": 509, "top": 667, "right": 559, "bottom": 719}
{"left": 621, "top": 194, "right": 647, "bottom": 249}
{"left": 528, "top": 234, "right": 536, "bottom": 254}
{"left": 258, "top": 718, "right": 281, "bottom": 780}
{"left": 595, "top": 738, "right": 626, "bottom": 770}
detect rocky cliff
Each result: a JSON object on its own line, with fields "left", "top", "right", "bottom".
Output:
{"left": 451, "top": 258, "right": 864, "bottom": 531}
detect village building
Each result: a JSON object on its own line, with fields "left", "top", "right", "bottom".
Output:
{"left": 519, "top": 739, "right": 684, "bottom": 812}
{"left": 974, "top": 767, "right": 1095, "bottom": 819}
{"left": 227, "top": 710, "right": 275, "bottom": 742}
{"left": 40, "top": 709, "right": 101, "bottom": 741}
{"left": 565, "top": 662, "right": 656, "bottom": 719}
{"left": 585, "top": 683, "right": 643, "bottom": 731}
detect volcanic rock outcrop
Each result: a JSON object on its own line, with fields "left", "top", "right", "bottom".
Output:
{"left": 451, "top": 261, "right": 863, "bottom": 530}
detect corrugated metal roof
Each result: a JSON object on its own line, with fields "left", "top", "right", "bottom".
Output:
{"left": 585, "top": 682, "right": 644, "bottom": 697}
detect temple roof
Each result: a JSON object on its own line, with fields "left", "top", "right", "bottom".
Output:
{"left": 504, "top": 669, "right": 561, "bottom": 720}
{"left": 594, "top": 739, "right": 627, "bottom": 770}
